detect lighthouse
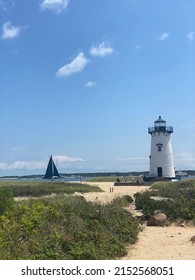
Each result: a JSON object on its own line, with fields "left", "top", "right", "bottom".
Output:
{"left": 148, "top": 116, "right": 175, "bottom": 178}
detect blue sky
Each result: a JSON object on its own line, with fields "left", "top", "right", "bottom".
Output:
{"left": 0, "top": 0, "right": 195, "bottom": 176}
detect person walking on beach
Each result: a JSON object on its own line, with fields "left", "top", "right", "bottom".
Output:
{"left": 80, "top": 175, "right": 83, "bottom": 183}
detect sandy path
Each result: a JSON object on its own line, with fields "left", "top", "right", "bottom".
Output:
{"left": 82, "top": 182, "right": 150, "bottom": 203}
{"left": 121, "top": 226, "right": 195, "bottom": 260}
{"left": 84, "top": 182, "right": 195, "bottom": 260}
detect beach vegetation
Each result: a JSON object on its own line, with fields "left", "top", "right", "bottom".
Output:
{"left": 112, "top": 195, "right": 134, "bottom": 207}
{"left": 0, "top": 181, "right": 102, "bottom": 197}
{"left": 0, "top": 188, "right": 15, "bottom": 215}
{"left": 0, "top": 195, "right": 139, "bottom": 260}
{"left": 134, "top": 178, "right": 195, "bottom": 221}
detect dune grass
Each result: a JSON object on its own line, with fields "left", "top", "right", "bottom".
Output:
{"left": 0, "top": 181, "right": 102, "bottom": 197}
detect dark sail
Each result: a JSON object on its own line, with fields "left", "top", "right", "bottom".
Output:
{"left": 43, "top": 156, "right": 60, "bottom": 179}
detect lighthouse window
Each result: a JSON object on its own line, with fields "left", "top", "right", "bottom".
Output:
{"left": 156, "top": 143, "right": 163, "bottom": 152}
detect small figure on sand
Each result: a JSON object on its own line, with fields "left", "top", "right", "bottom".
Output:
{"left": 109, "top": 186, "right": 114, "bottom": 193}
{"left": 80, "top": 175, "right": 83, "bottom": 183}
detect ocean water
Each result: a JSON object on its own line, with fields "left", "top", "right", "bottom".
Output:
{"left": 0, "top": 176, "right": 92, "bottom": 182}
{"left": 180, "top": 175, "right": 195, "bottom": 180}
{"left": 0, "top": 175, "right": 194, "bottom": 183}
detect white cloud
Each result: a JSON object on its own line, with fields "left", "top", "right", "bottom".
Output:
{"left": 85, "top": 81, "right": 97, "bottom": 88}
{"left": 117, "top": 157, "right": 146, "bottom": 161}
{"left": 1, "top": 21, "right": 21, "bottom": 39}
{"left": 186, "top": 32, "right": 194, "bottom": 42}
{"left": 0, "top": 162, "right": 7, "bottom": 169}
{"left": 158, "top": 32, "right": 170, "bottom": 41}
{"left": 40, "top": 0, "right": 69, "bottom": 14}
{"left": 0, "top": 161, "right": 46, "bottom": 170}
{"left": 90, "top": 41, "right": 114, "bottom": 57}
{"left": 0, "top": 155, "right": 84, "bottom": 171}
{"left": 53, "top": 155, "right": 84, "bottom": 162}
{"left": 56, "top": 52, "right": 89, "bottom": 77}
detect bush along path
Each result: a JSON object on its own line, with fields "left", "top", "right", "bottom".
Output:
{"left": 0, "top": 194, "right": 139, "bottom": 260}
{"left": 134, "top": 178, "right": 195, "bottom": 222}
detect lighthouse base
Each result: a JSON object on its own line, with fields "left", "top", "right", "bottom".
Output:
{"left": 144, "top": 176, "right": 178, "bottom": 183}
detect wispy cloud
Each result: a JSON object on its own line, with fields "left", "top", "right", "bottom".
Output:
{"left": 0, "top": 0, "right": 15, "bottom": 11}
{"left": 90, "top": 41, "right": 114, "bottom": 57}
{"left": 117, "top": 157, "right": 146, "bottom": 161}
{"left": 53, "top": 155, "right": 85, "bottom": 162}
{"left": 56, "top": 52, "right": 89, "bottom": 77}
{"left": 12, "top": 146, "right": 28, "bottom": 152}
{"left": 186, "top": 32, "right": 194, "bottom": 42}
{"left": 158, "top": 32, "right": 170, "bottom": 41}
{"left": 1, "top": 21, "right": 21, "bottom": 40}
{"left": 0, "top": 161, "right": 46, "bottom": 170}
{"left": 0, "top": 155, "right": 84, "bottom": 171}
{"left": 40, "top": 0, "right": 69, "bottom": 14}
{"left": 85, "top": 81, "right": 97, "bottom": 88}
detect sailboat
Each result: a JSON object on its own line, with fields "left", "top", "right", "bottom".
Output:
{"left": 43, "top": 155, "right": 60, "bottom": 179}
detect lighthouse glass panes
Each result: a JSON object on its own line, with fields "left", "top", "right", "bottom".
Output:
{"left": 148, "top": 116, "right": 175, "bottom": 178}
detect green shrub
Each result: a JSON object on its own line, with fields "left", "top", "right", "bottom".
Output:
{"left": 0, "top": 195, "right": 139, "bottom": 260}
{"left": 112, "top": 195, "right": 133, "bottom": 207}
{"left": 135, "top": 179, "right": 195, "bottom": 220}
{"left": 122, "top": 195, "right": 134, "bottom": 203}
{"left": 0, "top": 188, "right": 15, "bottom": 215}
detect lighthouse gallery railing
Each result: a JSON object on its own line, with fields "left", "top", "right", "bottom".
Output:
{"left": 148, "top": 126, "right": 173, "bottom": 133}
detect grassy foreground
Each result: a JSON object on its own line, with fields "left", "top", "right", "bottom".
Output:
{"left": 0, "top": 194, "right": 138, "bottom": 260}
{"left": 0, "top": 181, "right": 102, "bottom": 197}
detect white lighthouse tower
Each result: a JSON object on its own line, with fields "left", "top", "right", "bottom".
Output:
{"left": 148, "top": 116, "right": 175, "bottom": 178}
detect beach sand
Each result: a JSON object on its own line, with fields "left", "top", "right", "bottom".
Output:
{"left": 82, "top": 182, "right": 195, "bottom": 260}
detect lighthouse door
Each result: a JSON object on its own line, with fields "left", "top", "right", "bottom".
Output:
{"left": 157, "top": 167, "right": 163, "bottom": 177}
